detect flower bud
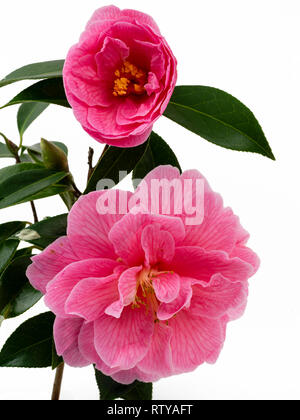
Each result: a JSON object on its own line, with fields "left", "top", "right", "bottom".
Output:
{"left": 40, "top": 138, "right": 69, "bottom": 172}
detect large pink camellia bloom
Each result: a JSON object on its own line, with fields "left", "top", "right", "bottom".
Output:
{"left": 63, "top": 5, "right": 177, "bottom": 148}
{"left": 27, "top": 166, "right": 259, "bottom": 384}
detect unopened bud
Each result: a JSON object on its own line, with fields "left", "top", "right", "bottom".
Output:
{"left": 40, "top": 138, "right": 69, "bottom": 172}
{"left": 17, "top": 229, "right": 41, "bottom": 241}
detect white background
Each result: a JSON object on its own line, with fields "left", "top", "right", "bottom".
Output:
{"left": 0, "top": 0, "right": 299, "bottom": 400}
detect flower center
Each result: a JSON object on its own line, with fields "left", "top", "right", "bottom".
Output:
{"left": 132, "top": 268, "right": 171, "bottom": 322}
{"left": 113, "top": 61, "right": 147, "bottom": 97}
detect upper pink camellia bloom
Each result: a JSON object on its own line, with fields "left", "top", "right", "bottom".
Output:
{"left": 63, "top": 5, "right": 177, "bottom": 148}
{"left": 26, "top": 166, "right": 259, "bottom": 384}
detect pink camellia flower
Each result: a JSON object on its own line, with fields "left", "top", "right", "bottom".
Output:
{"left": 26, "top": 166, "right": 259, "bottom": 384}
{"left": 63, "top": 5, "right": 177, "bottom": 148}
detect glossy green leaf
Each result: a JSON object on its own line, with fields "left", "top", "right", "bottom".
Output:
{"left": 1, "top": 78, "right": 70, "bottom": 109}
{"left": 85, "top": 141, "right": 149, "bottom": 194}
{"left": 17, "top": 102, "right": 49, "bottom": 138}
{"left": 0, "top": 163, "right": 69, "bottom": 209}
{"left": 0, "top": 142, "right": 14, "bottom": 158}
{"left": 95, "top": 369, "right": 153, "bottom": 401}
{"left": 164, "top": 85, "right": 275, "bottom": 160}
{"left": 0, "top": 256, "right": 42, "bottom": 319}
{"left": 0, "top": 221, "right": 27, "bottom": 245}
{"left": 133, "top": 131, "right": 181, "bottom": 187}
{"left": 0, "top": 60, "right": 64, "bottom": 88}
{"left": 0, "top": 240, "right": 19, "bottom": 274}
{"left": 20, "top": 214, "right": 68, "bottom": 249}
{"left": 0, "top": 312, "right": 54, "bottom": 367}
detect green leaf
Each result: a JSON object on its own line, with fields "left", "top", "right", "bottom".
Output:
{"left": 17, "top": 102, "right": 49, "bottom": 138}
{"left": 13, "top": 247, "right": 33, "bottom": 259}
{"left": 0, "top": 60, "right": 64, "bottom": 88}
{"left": 0, "top": 312, "right": 54, "bottom": 367}
{"left": 19, "top": 214, "right": 68, "bottom": 249}
{"left": 0, "top": 221, "right": 27, "bottom": 245}
{"left": 85, "top": 141, "right": 149, "bottom": 194}
{"left": 133, "top": 131, "right": 181, "bottom": 187}
{"left": 1, "top": 78, "right": 70, "bottom": 109}
{"left": 28, "top": 141, "right": 68, "bottom": 157}
{"left": 164, "top": 85, "right": 275, "bottom": 160}
{"left": 0, "top": 240, "right": 19, "bottom": 274}
{"left": 20, "top": 141, "right": 69, "bottom": 164}
{"left": 0, "top": 142, "right": 14, "bottom": 158}
{"left": 0, "top": 163, "right": 69, "bottom": 209}
{"left": 0, "top": 256, "right": 42, "bottom": 319}
{"left": 95, "top": 369, "right": 153, "bottom": 401}
{"left": 52, "top": 342, "right": 63, "bottom": 370}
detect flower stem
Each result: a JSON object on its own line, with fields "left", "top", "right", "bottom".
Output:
{"left": 51, "top": 363, "right": 65, "bottom": 401}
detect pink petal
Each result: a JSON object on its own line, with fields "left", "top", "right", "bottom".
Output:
{"left": 111, "top": 367, "right": 160, "bottom": 385}
{"left": 45, "top": 258, "right": 119, "bottom": 318}
{"left": 137, "top": 323, "right": 173, "bottom": 377}
{"left": 118, "top": 266, "right": 141, "bottom": 305}
{"left": 65, "top": 275, "right": 119, "bottom": 321}
{"left": 95, "top": 36, "right": 129, "bottom": 81}
{"left": 122, "top": 9, "right": 161, "bottom": 34}
{"left": 78, "top": 322, "right": 120, "bottom": 375}
{"left": 54, "top": 317, "right": 83, "bottom": 355}
{"left": 169, "top": 311, "right": 225, "bottom": 374}
{"left": 66, "top": 75, "right": 114, "bottom": 107}
{"left": 189, "top": 274, "right": 248, "bottom": 319}
{"left": 26, "top": 237, "right": 78, "bottom": 294}
{"left": 157, "top": 277, "right": 192, "bottom": 321}
{"left": 170, "top": 246, "right": 254, "bottom": 284}
{"left": 109, "top": 212, "right": 185, "bottom": 265}
{"left": 153, "top": 272, "right": 180, "bottom": 303}
{"left": 87, "top": 5, "right": 122, "bottom": 27}
{"left": 62, "top": 342, "right": 90, "bottom": 368}
{"left": 67, "top": 191, "right": 131, "bottom": 260}
{"left": 141, "top": 224, "right": 175, "bottom": 266}
{"left": 230, "top": 246, "right": 260, "bottom": 275}
{"left": 181, "top": 169, "right": 249, "bottom": 253}
{"left": 94, "top": 305, "right": 154, "bottom": 370}
{"left": 145, "top": 72, "right": 161, "bottom": 95}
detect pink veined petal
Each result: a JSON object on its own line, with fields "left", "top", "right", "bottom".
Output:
{"left": 189, "top": 274, "right": 248, "bottom": 319}
{"left": 145, "top": 72, "right": 161, "bottom": 95}
{"left": 141, "top": 224, "right": 175, "bottom": 267}
{"left": 111, "top": 367, "right": 160, "bottom": 385}
{"left": 137, "top": 322, "right": 173, "bottom": 377}
{"left": 157, "top": 277, "right": 192, "bottom": 320}
{"left": 105, "top": 266, "right": 142, "bottom": 319}
{"left": 86, "top": 5, "right": 122, "bottom": 28}
{"left": 169, "top": 311, "right": 225, "bottom": 374}
{"left": 153, "top": 272, "right": 180, "bottom": 303}
{"left": 26, "top": 236, "right": 78, "bottom": 294}
{"left": 122, "top": 9, "right": 161, "bottom": 34}
{"left": 65, "top": 48, "right": 99, "bottom": 83}
{"left": 54, "top": 317, "right": 84, "bottom": 355}
{"left": 109, "top": 212, "right": 185, "bottom": 266}
{"left": 66, "top": 75, "right": 114, "bottom": 107}
{"left": 230, "top": 246, "right": 260, "bottom": 275}
{"left": 180, "top": 169, "right": 249, "bottom": 253}
{"left": 61, "top": 341, "right": 90, "bottom": 368}
{"left": 94, "top": 305, "right": 154, "bottom": 370}
{"left": 45, "top": 258, "right": 120, "bottom": 318}
{"left": 67, "top": 190, "right": 131, "bottom": 260}
{"left": 78, "top": 322, "right": 120, "bottom": 376}
{"left": 65, "top": 275, "right": 119, "bottom": 321}
{"left": 82, "top": 123, "right": 153, "bottom": 148}
{"left": 95, "top": 36, "right": 129, "bottom": 81}
{"left": 169, "top": 246, "right": 254, "bottom": 284}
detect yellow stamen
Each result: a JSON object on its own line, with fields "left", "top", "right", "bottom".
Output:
{"left": 113, "top": 60, "right": 147, "bottom": 97}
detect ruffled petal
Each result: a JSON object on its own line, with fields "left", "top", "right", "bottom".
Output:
{"left": 26, "top": 237, "right": 78, "bottom": 294}
{"left": 157, "top": 277, "right": 192, "bottom": 320}
{"left": 153, "top": 272, "right": 180, "bottom": 303}
{"left": 169, "top": 246, "right": 254, "bottom": 284}
{"left": 65, "top": 275, "right": 119, "bottom": 321}
{"left": 45, "top": 258, "right": 119, "bottom": 318}
{"left": 94, "top": 305, "right": 154, "bottom": 370}
{"left": 189, "top": 274, "right": 248, "bottom": 319}
{"left": 169, "top": 311, "right": 225, "bottom": 374}
{"left": 141, "top": 224, "right": 175, "bottom": 266}
{"left": 67, "top": 190, "right": 131, "bottom": 260}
